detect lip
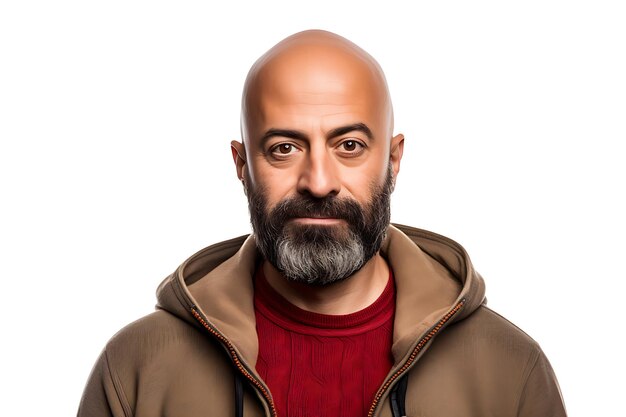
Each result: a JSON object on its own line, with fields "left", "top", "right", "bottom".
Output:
{"left": 290, "top": 217, "right": 345, "bottom": 225}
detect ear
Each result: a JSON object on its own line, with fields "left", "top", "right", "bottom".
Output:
{"left": 390, "top": 133, "right": 405, "bottom": 180}
{"left": 230, "top": 140, "right": 247, "bottom": 182}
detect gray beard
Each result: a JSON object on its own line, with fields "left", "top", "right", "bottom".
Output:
{"left": 274, "top": 226, "right": 367, "bottom": 286}
{"left": 246, "top": 164, "right": 393, "bottom": 286}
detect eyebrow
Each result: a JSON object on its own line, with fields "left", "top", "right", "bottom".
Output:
{"left": 259, "top": 122, "right": 374, "bottom": 144}
{"left": 327, "top": 123, "right": 373, "bottom": 141}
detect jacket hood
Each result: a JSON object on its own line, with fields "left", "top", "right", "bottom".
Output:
{"left": 156, "top": 224, "right": 486, "bottom": 368}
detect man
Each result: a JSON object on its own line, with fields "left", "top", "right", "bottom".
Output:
{"left": 78, "top": 30, "right": 566, "bottom": 417}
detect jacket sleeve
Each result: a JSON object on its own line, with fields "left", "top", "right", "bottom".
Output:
{"left": 517, "top": 349, "right": 567, "bottom": 417}
{"left": 77, "top": 349, "right": 131, "bottom": 417}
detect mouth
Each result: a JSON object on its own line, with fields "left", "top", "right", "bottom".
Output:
{"left": 290, "top": 217, "right": 345, "bottom": 226}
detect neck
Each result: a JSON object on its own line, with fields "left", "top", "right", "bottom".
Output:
{"left": 262, "top": 253, "right": 390, "bottom": 315}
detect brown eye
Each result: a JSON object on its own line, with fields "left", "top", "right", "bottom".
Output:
{"left": 270, "top": 143, "right": 299, "bottom": 158}
{"left": 343, "top": 141, "right": 357, "bottom": 151}
{"left": 338, "top": 140, "right": 364, "bottom": 156}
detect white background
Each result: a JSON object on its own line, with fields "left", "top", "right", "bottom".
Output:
{"left": 1, "top": 1, "right": 624, "bottom": 416}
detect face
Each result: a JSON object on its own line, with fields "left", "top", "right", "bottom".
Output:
{"left": 233, "top": 41, "right": 404, "bottom": 285}
{"left": 246, "top": 164, "right": 394, "bottom": 285}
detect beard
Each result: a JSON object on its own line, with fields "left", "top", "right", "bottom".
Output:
{"left": 246, "top": 165, "right": 393, "bottom": 286}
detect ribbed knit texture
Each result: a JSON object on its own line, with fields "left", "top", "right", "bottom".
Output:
{"left": 254, "top": 267, "right": 395, "bottom": 417}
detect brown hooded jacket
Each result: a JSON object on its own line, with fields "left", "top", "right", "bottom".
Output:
{"left": 78, "top": 224, "right": 566, "bottom": 416}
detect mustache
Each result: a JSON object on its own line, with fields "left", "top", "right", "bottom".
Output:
{"left": 270, "top": 195, "right": 365, "bottom": 224}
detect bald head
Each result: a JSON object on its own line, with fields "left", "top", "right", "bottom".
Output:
{"left": 240, "top": 30, "right": 394, "bottom": 146}
{"left": 230, "top": 30, "right": 404, "bottom": 296}
{"left": 231, "top": 29, "right": 404, "bottom": 215}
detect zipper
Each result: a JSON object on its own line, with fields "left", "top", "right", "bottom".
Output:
{"left": 367, "top": 299, "right": 466, "bottom": 417}
{"left": 190, "top": 305, "right": 277, "bottom": 417}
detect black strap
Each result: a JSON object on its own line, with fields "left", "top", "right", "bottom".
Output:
{"left": 390, "top": 373, "right": 409, "bottom": 417}
{"left": 235, "top": 373, "right": 244, "bottom": 417}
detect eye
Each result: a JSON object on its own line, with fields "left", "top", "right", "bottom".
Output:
{"left": 338, "top": 139, "right": 365, "bottom": 156}
{"left": 342, "top": 140, "right": 358, "bottom": 151}
{"left": 269, "top": 143, "right": 299, "bottom": 157}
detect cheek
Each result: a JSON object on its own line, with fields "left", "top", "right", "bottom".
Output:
{"left": 250, "top": 163, "right": 300, "bottom": 207}
{"left": 339, "top": 171, "right": 380, "bottom": 205}
{"left": 338, "top": 153, "right": 390, "bottom": 196}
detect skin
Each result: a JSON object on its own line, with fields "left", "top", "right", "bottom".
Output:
{"left": 231, "top": 30, "right": 404, "bottom": 314}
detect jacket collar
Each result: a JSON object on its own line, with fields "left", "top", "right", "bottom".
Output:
{"left": 156, "top": 224, "right": 486, "bottom": 369}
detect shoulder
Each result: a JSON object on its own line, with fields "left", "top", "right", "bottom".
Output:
{"left": 103, "top": 310, "right": 229, "bottom": 384}
{"left": 442, "top": 304, "right": 543, "bottom": 361}
{"left": 80, "top": 311, "right": 243, "bottom": 416}
{"left": 416, "top": 305, "right": 546, "bottom": 392}
{"left": 104, "top": 309, "right": 220, "bottom": 365}
{"left": 93, "top": 310, "right": 234, "bottom": 413}
{"left": 404, "top": 306, "right": 565, "bottom": 415}
{"left": 461, "top": 305, "right": 541, "bottom": 345}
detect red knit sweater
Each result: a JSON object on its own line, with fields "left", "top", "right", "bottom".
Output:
{"left": 254, "top": 268, "right": 395, "bottom": 417}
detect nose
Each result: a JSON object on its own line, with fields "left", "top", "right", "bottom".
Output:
{"left": 297, "top": 147, "right": 341, "bottom": 198}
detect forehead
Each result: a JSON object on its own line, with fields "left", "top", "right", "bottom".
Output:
{"left": 243, "top": 45, "right": 390, "bottom": 137}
